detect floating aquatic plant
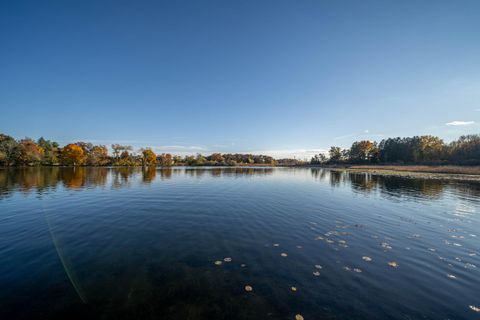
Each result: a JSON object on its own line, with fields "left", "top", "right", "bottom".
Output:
{"left": 469, "top": 305, "right": 480, "bottom": 312}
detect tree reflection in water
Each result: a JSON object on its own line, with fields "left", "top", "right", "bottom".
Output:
{"left": 1, "top": 167, "right": 479, "bottom": 201}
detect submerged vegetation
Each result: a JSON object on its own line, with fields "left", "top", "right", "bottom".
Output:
{"left": 1, "top": 132, "right": 479, "bottom": 167}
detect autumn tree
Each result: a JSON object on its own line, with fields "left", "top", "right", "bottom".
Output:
{"left": 413, "top": 136, "right": 445, "bottom": 162}
{"left": 142, "top": 149, "right": 157, "bottom": 166}
{"left": 18, "top": 139, "right": 44, "bottom": 165}
{"left": 184, "top": 155, "right": 196, "bottom": 166}
{"left": 210, "top": 153, "right": 224, "bottom": 163}
{"left": 172, "top": 155, "right": 183, "bottom": 165}
{"left": 349, "top": 140, "right": 379, "bottom": 163}
{"left": 111, "top": 145, "right": 135, "bottom": 166}
{"left": 111, "top": 144, "right": 132, "bottom": 160}
{"left": 37, "top": 137, "right": 59, "bottom": 165}
{"left": 111, "top": 144, "right": 123, "bottom": 160}
{"left": 88, "top": 145, "right": 110, "bottom": 166}
{"left": 158, "top": 153, "right": 173, "bottom": 166}
{"left": 61, "top": 144, "right": 86, "bottom": 166}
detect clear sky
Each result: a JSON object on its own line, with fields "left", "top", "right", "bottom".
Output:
{"left": 1, "top": 0, "right": 479, "bottom": 159}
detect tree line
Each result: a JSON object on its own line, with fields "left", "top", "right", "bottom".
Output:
{"left": 0, "top": 133, "right": 276, "bottom": 166}
{"left": 1, "top": 132, "right": 479, "bottom": 167}
{"left": 310, "top": 134, "right": 480, "bottom": 165}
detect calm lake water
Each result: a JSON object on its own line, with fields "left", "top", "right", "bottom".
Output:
{"left": 1, "top": 167, "right": 479, "bottom": 320}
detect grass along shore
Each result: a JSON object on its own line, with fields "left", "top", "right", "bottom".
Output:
{"left": 325, "top": 165, "right": 480, "bottom": 181}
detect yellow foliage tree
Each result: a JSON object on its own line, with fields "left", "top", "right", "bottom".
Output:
{"left": 61, "top": 144, "right": 86, "bottom": 166}
{"left": 142, "top": 149, "right": 157, "bottom": 166}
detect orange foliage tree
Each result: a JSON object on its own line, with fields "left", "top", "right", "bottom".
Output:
{"left": 142, "top": 149, "right": 157, "bottom": 166}
{"left": 61, "top": 144, "right": 86, "bottom": 166}
{"left": 19, "top": 139, "right": 44, "bottom": 165}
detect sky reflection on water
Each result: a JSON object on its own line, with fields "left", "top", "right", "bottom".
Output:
{"left": 0, "top": 167, "right": 479, "bottom": 320}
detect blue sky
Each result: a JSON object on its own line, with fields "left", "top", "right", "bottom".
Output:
{"left": 1, "top": 0, "right": 479, "bottom": 159}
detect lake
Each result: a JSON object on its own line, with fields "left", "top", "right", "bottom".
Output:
{"left": 0, "top": 167, "right": 479, "bottom": 319}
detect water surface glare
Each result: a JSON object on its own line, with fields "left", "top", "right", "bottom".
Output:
{"left": 1, "top": 167, "right": 479, "bottom": 319}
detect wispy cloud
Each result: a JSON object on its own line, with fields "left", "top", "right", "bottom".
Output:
{"left": 147, "top": 145, "right": 208, "bottom": 155}
{"left": 445, "top": 121, "right": 475, "bottom": 126}
{"left": 334, "top": 133, "right": 356, "bottom": 140}
{"left": 154, "top": 145, "right": 206, "bottom": 151}
{"left": 334, "top": 131, "right": 384, "bottom": 141}
{"left": 212, "top": 144, "right": 231, "bottom": 148}
{"left": 245, "top": 149, "right": 327, "bottom": 160}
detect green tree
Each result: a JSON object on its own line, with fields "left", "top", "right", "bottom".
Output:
{"left": 37, "top": 137, "right": 59, "bottom": 165}
{"left": 0, "top": 134, "right": 22, "bottom": 166}
{"left": 311, "top": 153, "right": 327, "bottom": 164}
{"left": 195, "top": 153, "right": 206, "bottom": 165}
{"left": 328, "top": 146, "right": 343, "bottom": 163}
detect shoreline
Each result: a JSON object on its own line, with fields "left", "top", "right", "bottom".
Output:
{"left": 319, "top": 165, "right": 480, "bottom": 182}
